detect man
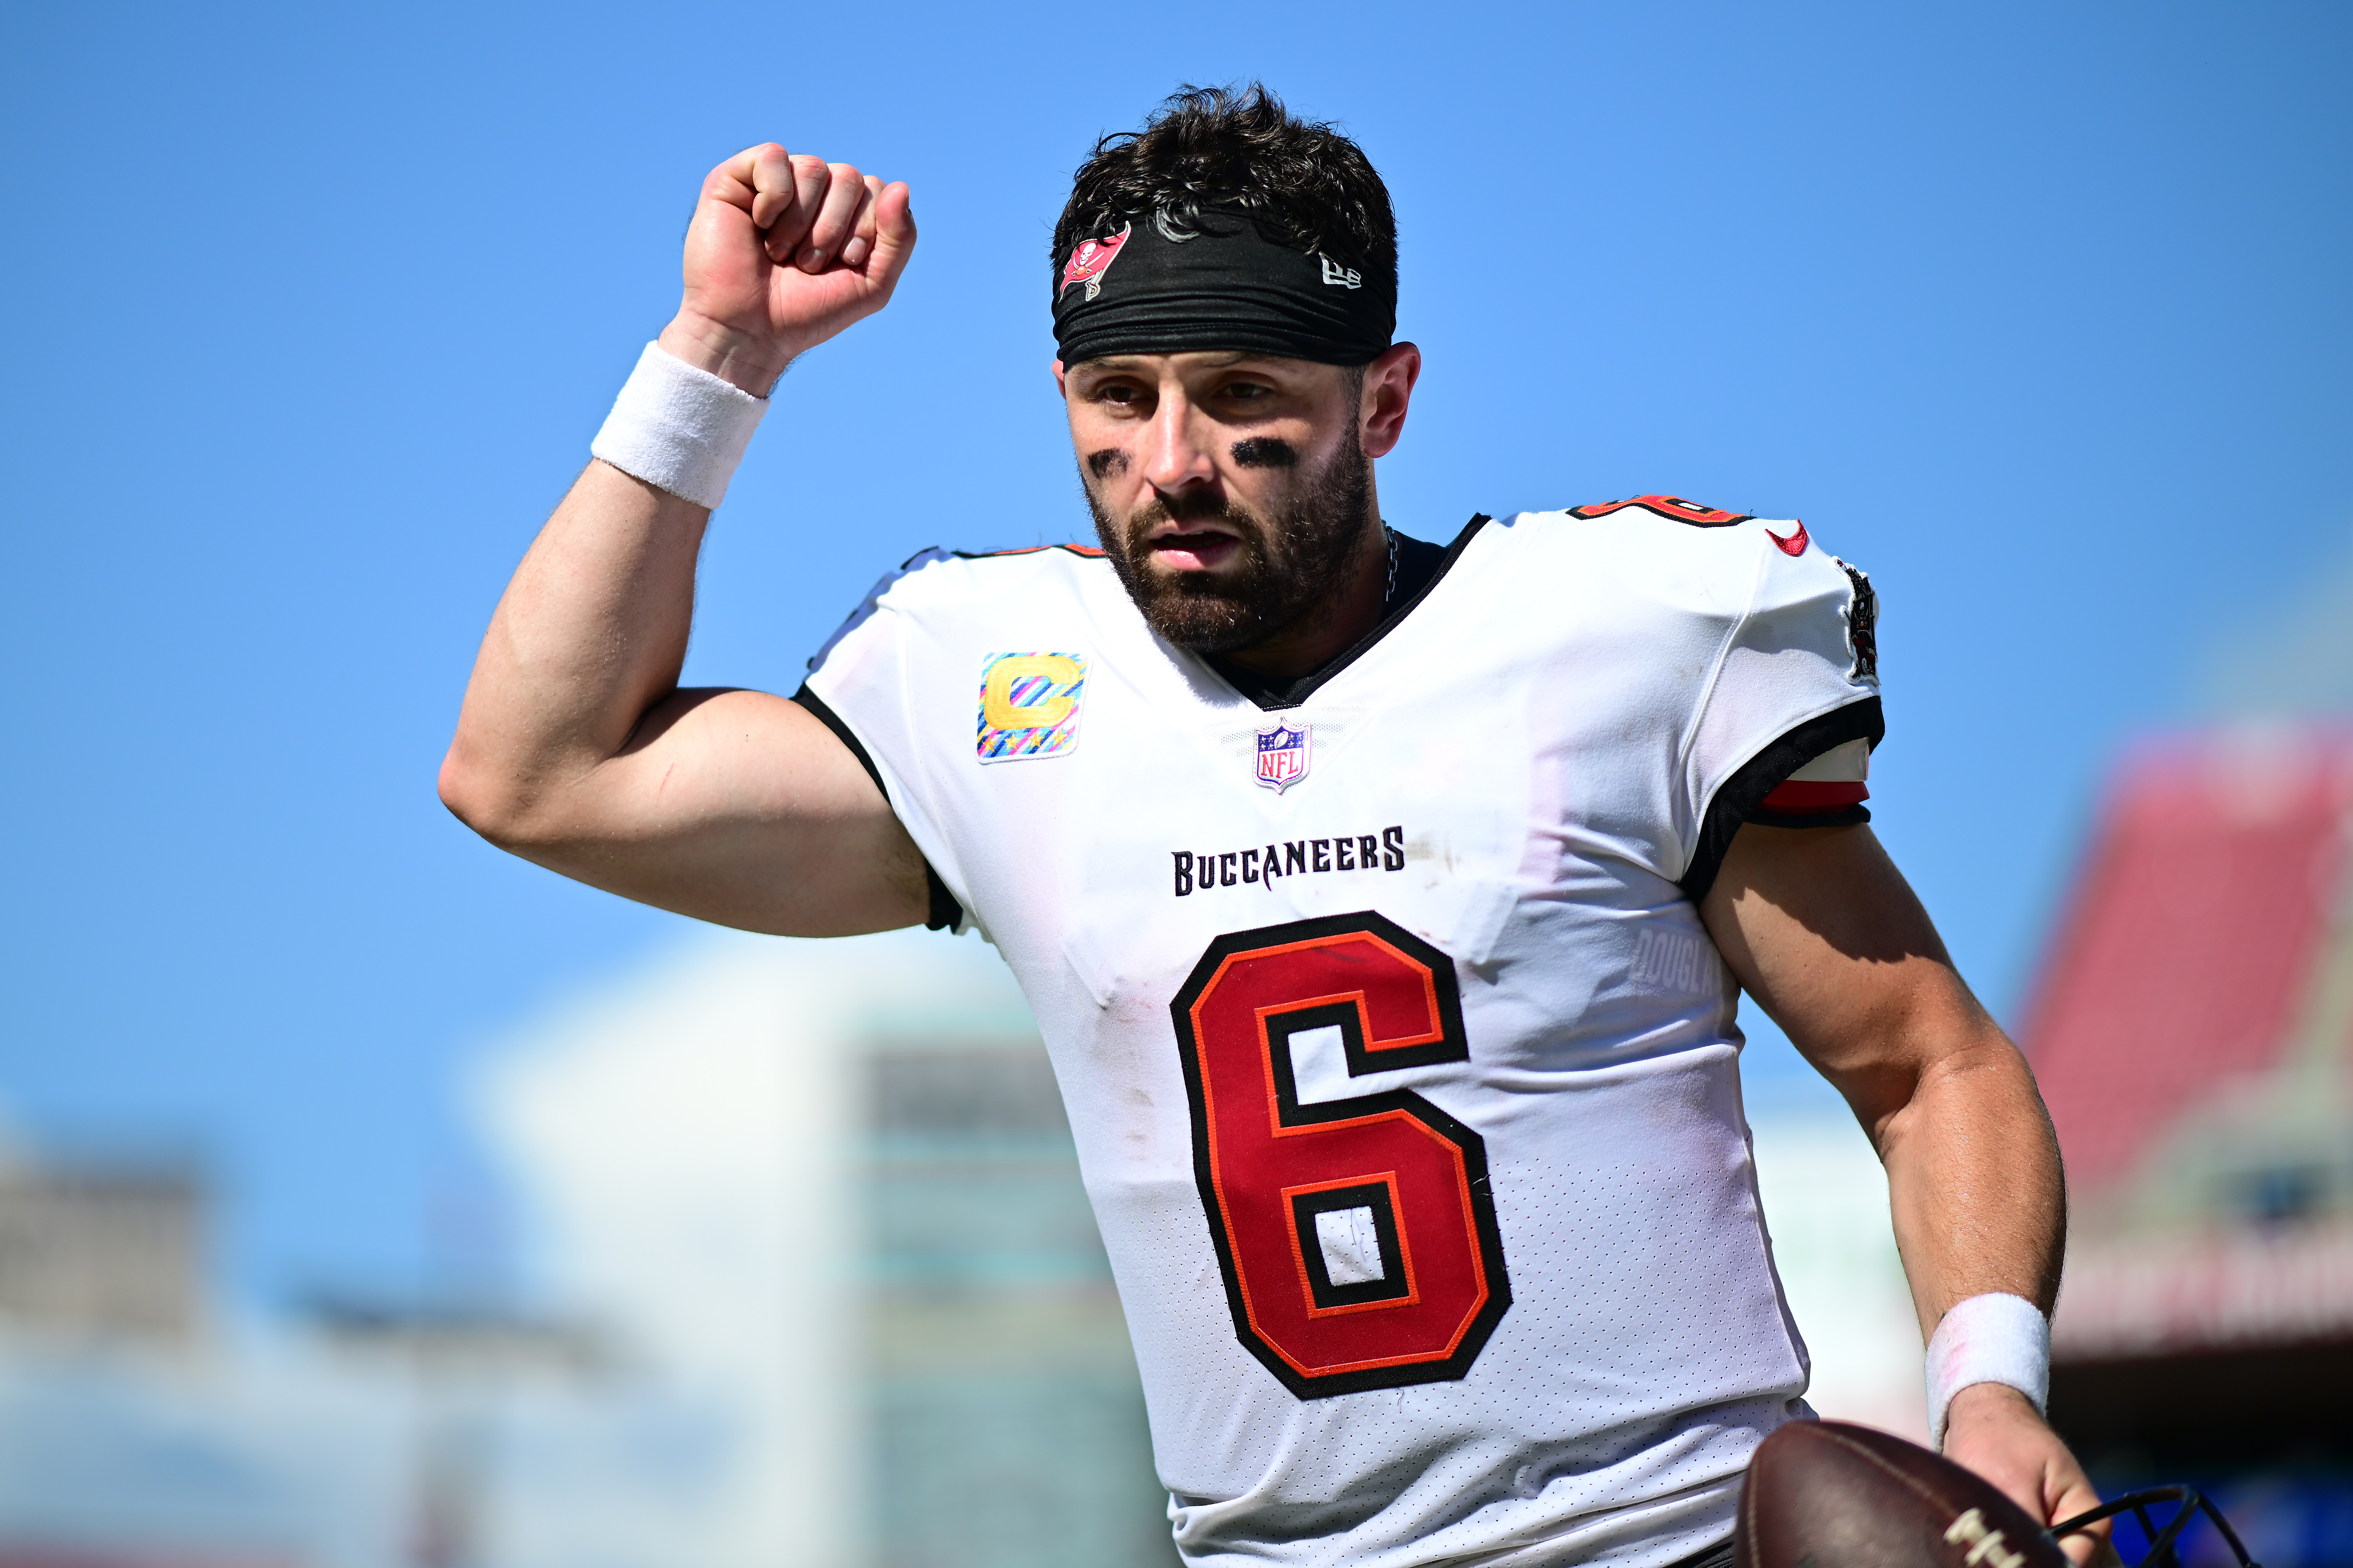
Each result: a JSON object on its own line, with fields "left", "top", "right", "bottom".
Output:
{"left": 442, "top": 86, "right": 2098, "bottom": 1568}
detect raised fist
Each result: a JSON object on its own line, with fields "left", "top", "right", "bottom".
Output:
{"left": 657, "top": 144, "right": 916, "bottom": 394}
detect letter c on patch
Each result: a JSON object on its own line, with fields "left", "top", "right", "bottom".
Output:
{"left": 983, "top": 654, "right": 1083, "bottom": 730}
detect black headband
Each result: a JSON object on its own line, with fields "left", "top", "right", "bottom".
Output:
{"left": 1051, "top": 213, "right": 1395, "bottom": 367}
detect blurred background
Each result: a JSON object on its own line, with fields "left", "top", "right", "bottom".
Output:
{"left": 2, "top": 0, "right": 2349, "bottom": 1563}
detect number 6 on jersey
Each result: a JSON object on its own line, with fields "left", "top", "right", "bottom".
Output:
{"left": 1171, "top": 912, "right": 1512, "bottom": 1398}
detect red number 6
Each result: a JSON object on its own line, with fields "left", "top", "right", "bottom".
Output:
{"left": 1171, "top": 912, "right": 1512, "bottom": 1398}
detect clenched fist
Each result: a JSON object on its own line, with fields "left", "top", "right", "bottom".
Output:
{"left": 656, "top": 144, "right": 916, "bottom": 394}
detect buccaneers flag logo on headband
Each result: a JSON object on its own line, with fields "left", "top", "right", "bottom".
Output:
{"left": 1060, "top": 222, "right": 1133, "bottom": 302}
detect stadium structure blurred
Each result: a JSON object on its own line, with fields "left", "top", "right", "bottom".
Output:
{"left": 0, "top": 934, "right": 1181, "bottom": 1568}
{"left": 9, "top": 727, "right": 2351, "bottom": 1565}
{"left": 2026, "top": 728, "right": 2353, "bottom": 1562}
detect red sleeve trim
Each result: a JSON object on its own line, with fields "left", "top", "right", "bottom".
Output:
{"left": 1759, "top": 779, "right": 1870, "bottom": 812}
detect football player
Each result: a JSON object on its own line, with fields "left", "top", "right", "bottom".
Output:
{"left": 442, "top": 85, "right": 2101, "bottom": 1568}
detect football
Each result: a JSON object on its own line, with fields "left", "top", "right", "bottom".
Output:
{"left": 1735, "top": 1421, "right": 2070, "bottom": 1568}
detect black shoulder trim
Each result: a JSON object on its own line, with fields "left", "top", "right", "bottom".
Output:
{"left": 805, "top": 548, "right": 956, "bottom": 675}
{"left": 790, "top": 683, "right": 885, "bottom": 793}
{"left": 790, "top": 685, "right": 962, "bottom": 933}
{"left": 1838, "top": 560, "right": 1878, "bottom": 682}
{"left": 1212, "top": 513, "right": 1492, "bottom": 712}
{"left": 1680, "top": 696, "right": 1884, "bottom": 904}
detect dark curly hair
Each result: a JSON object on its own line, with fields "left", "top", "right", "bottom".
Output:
{"left": 1053, "top": 83, "right": 1397, "bottom": 301}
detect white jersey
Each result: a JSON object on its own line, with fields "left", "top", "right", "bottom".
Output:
{"left": 801, "top": 500, "right": 1883, "bottom": 1568}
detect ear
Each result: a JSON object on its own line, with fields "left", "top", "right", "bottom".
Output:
{"left": 1051, "top": 359, "right": 1069, "bottom": 399}
{"left": 1359, "top": 342, "right": 1422, "bottom": 459}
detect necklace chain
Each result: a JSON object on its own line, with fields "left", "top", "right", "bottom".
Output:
{"left": 1383, "top": 524, "right": 1398, "bottom": 605}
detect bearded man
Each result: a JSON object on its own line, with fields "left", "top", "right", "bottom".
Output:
{"left": 442, "top": 85, "right": 2099, "bottom": 1568}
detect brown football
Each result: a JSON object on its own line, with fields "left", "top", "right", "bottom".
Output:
{"left": 1734, "top": 1421, "right": 2070, "bottom": 1568}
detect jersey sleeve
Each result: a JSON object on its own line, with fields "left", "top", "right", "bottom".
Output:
{"left": 1678, "top": 535, "right": 1882, "bottom": 901}
{"left": 791, "top": 549, "right": 967, "bottom": 932}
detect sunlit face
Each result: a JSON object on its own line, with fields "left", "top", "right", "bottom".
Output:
{"left": 1057, "top": 351, "right": 1373, "bottom": 654}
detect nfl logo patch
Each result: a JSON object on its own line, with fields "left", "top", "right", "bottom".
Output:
{"left": 1254, "top": 722, "right": 1311, "bottom": 793}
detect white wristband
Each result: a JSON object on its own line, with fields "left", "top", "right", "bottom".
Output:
{"left": 589, "top": 342, "right": 768, "bottom": 510}
{"left": 1925, "top": 1292, "right": 2050, "bottom": 1450}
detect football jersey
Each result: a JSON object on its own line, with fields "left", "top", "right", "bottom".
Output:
{"left": 800, "top": 499, "right": 1883, "bottom": 1568}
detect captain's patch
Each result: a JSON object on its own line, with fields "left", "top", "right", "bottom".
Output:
{"left": 977, "top": 652, "right": 1087, "bottom": 762}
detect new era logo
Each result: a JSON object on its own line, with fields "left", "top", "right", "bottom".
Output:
{"left": 1318, "top": 255, "right": 1362, "bottom": 289}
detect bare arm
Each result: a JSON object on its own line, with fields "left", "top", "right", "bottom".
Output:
{"left": 1702, "top": 823, "right": 2101, "bottom": 1555}
{"left": 439, "top": 145, "right": 928, "bottom": 936}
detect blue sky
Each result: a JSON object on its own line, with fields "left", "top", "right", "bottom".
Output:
{"left": 2, "top": 0, "right": 2346, "bottom": 1307}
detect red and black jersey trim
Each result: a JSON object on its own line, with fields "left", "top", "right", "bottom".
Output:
{"left": 1569, "top": 495, "right": 1753, "bottom": 527}
{"left": 1680, "top": 696, "right": 1884, "bottom": 904}
{"left": 1752, "top": 778, "right": 1869, "bottom": 818}
{"left": 790, "top": 684, "right": 962, "bottom": 932}
{"left": 952, "top": 542, "right": 1108, "bottom": 559}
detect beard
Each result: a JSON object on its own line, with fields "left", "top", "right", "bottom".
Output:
{"left": 1084, "top": 436, "right": 1375, "bottom": 655}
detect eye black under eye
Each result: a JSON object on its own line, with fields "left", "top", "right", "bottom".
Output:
{"left": 1230, "top": 437, "right": 1297, "bottom": 469}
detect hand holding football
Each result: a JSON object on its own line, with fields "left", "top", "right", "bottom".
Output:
{"left": 1735, "top": 1422, "right": 2072, "bottom": 1568}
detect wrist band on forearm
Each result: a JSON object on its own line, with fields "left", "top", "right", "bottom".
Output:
{"left": 1925, "top": 1292, "right": 2051, "bottom": 1450}
{"left": 589, "top": 342, "right": 768, "bottom": 509}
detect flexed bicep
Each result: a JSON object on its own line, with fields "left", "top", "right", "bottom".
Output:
{"left": 472, "top": 684, "right": 932, "bottom": 938}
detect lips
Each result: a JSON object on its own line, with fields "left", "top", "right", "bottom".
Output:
{"left": 1148, "top": 529, "right": 1244, "bottom": 572}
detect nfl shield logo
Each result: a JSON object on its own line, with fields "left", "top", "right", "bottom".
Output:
{"left": 1254, "top": 722, "right": 1312, "bottom": 793}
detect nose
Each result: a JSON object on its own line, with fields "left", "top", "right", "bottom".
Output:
{"left": 1140, "top": 387, "right": 1220, "bottom": 497}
